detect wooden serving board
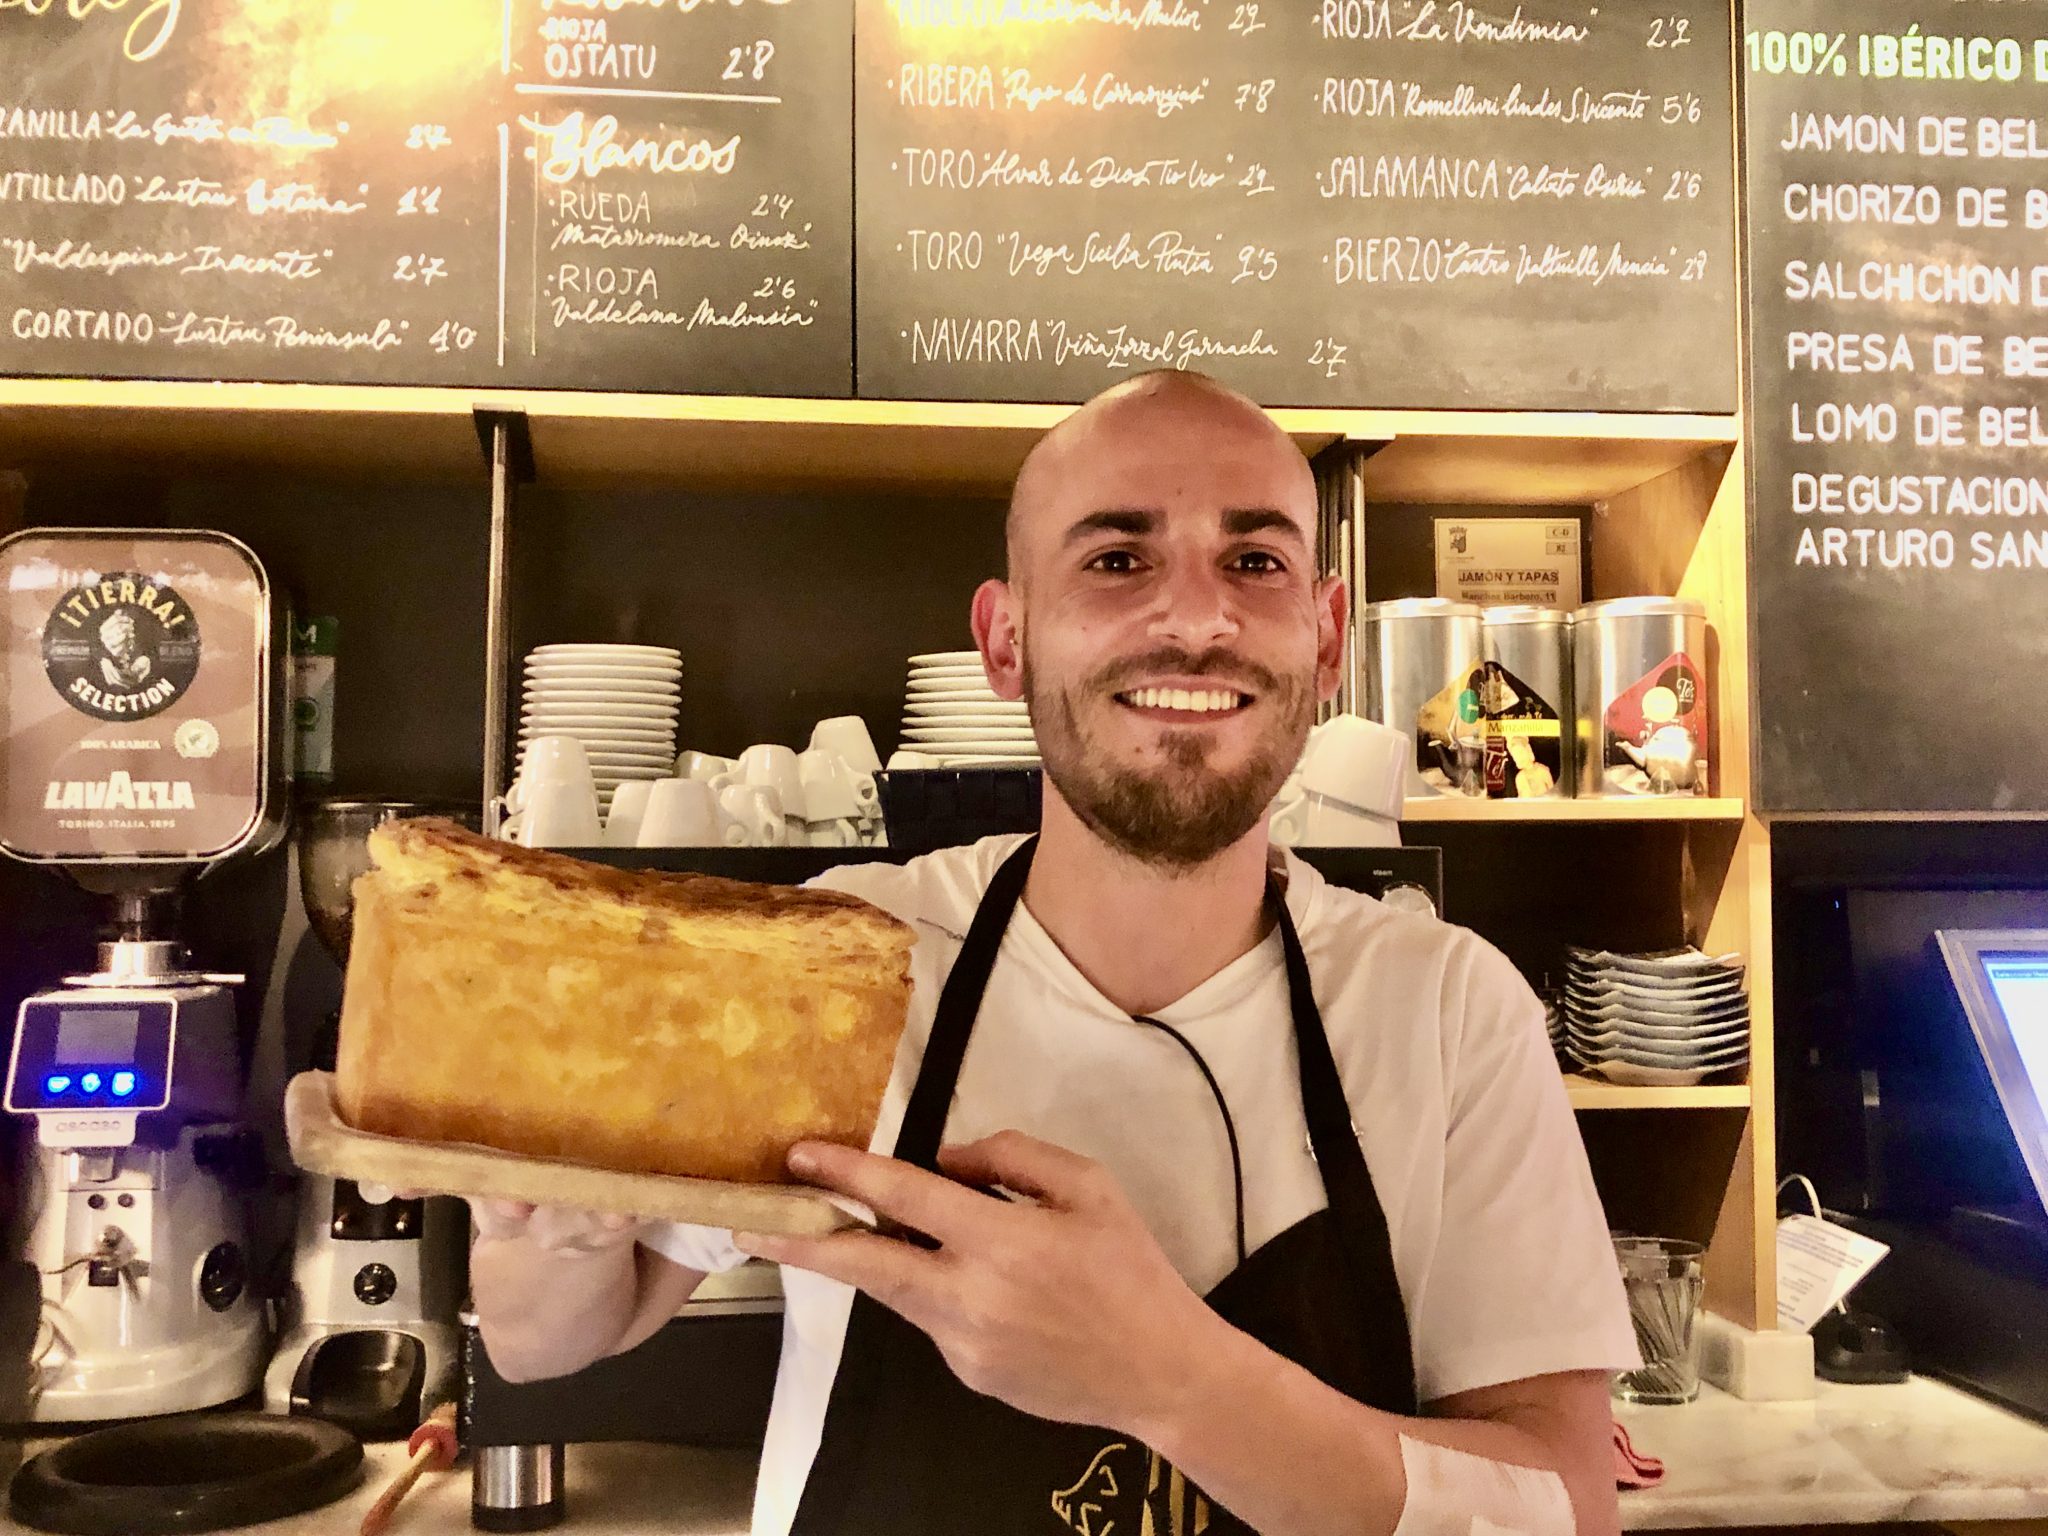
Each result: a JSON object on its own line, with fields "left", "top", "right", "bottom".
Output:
{"left": 284, "top": 1071, "right": 860, "bottom": 1237}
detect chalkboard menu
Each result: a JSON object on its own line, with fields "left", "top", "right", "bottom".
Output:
{"left": 1745, "top": 0, "right": 2048, "bottom": 814}
{"left": 854, "top": 0, "right": 1738, "bottom": 407}
{"left": 0, "top": 0, "right": 852, "bottom": 394}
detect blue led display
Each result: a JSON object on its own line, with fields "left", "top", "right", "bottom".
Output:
{"left": 112, "top": 1072, "right": 136, "bottom": 1097}
{"left": 45, "top": 1074, "right": 70, "bottom": 1094}
{"left": 80, "top": 1072, "right": 101, "bottom": 1093}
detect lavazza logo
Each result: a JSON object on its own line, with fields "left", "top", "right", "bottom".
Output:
{"left": 44, "top": 771, "right": 197, "bottom": 812}
{"left": 41, "top": 571, "right": 202, "bottom": 722}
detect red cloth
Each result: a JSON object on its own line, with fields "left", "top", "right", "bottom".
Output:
{"left": 1613, "top": 1421, "right": 1666, "bottom": 1490}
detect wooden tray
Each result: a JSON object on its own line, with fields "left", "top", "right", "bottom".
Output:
{"left": 284, "top": 1071, "right": 859, "bottom": 1237}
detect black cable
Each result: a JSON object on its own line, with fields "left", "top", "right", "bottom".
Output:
{"left": 1132, "top": 1015, "right": 1247, "bottom": 1266}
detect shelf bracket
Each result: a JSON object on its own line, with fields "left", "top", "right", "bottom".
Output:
{"left": 474, "top": 410, "right": 534, "bottom": 837}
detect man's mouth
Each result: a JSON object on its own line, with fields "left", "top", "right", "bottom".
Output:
{"left": 1112, "top": 686, "right": 1253, "bottom": 719}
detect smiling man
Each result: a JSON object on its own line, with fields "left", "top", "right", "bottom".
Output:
{"left": 468, "top": 370, "right": 1637, "bottom": 1536}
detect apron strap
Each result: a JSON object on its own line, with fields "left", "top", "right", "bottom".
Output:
{"left": 1275, "top": 889, "right": 1419, "bottom": 1407}
{"left": 888, "top": 835, "right": 1038, "bottom": 1171}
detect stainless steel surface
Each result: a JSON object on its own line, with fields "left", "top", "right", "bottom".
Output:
{"left": 1573, "top": 596, "right": 1710, "bottom": 798}
{"left": 1481, "top": 606, "right": 1571, "bottom": 799}
{"left": 1359, "top": 599, "right": 1486, "bottom": 797}
{"left": 484, "top": 421, "right": 514, "bottom": 840}
{"left": 474, "top": 1442, "right": 565, "bottom": 1516}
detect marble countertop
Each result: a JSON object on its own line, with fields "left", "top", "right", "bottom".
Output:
{"left": 1615, "top": 1375, "right": 2048, "bottom": 1529}
{"left": 7, "top": 1375, "right": 2048, "bottom": 1534}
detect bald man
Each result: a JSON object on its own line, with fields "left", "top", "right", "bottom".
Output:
{"left": 470, "top": 372, "right": 1636, "bottom": 1536}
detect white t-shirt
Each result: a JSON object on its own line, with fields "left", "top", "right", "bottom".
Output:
{"left": 644, "top": 835, "right": 1637, "bottom": 1536}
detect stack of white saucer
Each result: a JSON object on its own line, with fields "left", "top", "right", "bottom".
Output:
{"left": 896, "top": 651, "right": 1038, "bottom": 767}
{"left": 1562, "top": 946, "right": 1751, "bottom": 1086}
{"left": 517, "top": 644, "right": 681, "bottom": 812}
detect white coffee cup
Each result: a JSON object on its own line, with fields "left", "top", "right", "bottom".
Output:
{"left": 675, "top": 750, "right": 736, "bottom": 783}
{"left": 739, "top": 744, "right": 803, "bottom": 815}
{"left": 810, "top": 716, "right": 882, "bottom": 775}
{"left": 519, "top": 734, "right": 596, "bottom": 789}
{"left": 637, "top": 778, "right": 722, "bottom": 847}
{"left": 803, "top": 817, "right": 861, "bottom": 849}
{"left": 798, "top": 749, "right": 863, "bottom": 821}
{"left": 719, "top": 783, "right": 788, "bottom": 846}
{"left": 508, "top": 780, "right": 602, "bottom": 848}
{"left": 886, "top": 749, "right": 940, "bottom": 771}
{"left": 1298, "top": 715, "right": 1409, "bottom": 821}
{"left": 605, "top": 780, "right": 655, "bottom": 846}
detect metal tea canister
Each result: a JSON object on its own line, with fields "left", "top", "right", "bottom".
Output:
{"left": 1573, "top": 597, "right": 1710, "bottom": 798}
{"left": 1360, "top": 598, "right": 1486, "bottom": 798}
{"left": 1479, "top": 606, "right": 1570, "bottom": 800}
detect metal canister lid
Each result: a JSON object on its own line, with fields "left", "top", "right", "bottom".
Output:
{"left": 1481, "top": 605, "right": 1568, "bottom": 626}
{"left": 1359, "top": 597, "right": 1486, "bottom": 622}
{"left": 1571, "top": 596, "right": 1707, "bottom": 622}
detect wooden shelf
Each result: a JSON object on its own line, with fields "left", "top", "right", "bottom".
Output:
{"left": 1399, "top": 796, "right": 1744, "bottom": 824}
{"left": 1565, "top": 1077, "right": 1751, "bottom": 1111}
{"left": 0, "top": 378, "right": 1737, "bottom": 500}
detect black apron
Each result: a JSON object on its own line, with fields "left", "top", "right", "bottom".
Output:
{"left": 790, "top": 838, "right": 1417, "bottom": 1536}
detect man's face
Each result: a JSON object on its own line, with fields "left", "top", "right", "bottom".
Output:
{"left": 976, "top": 389, "right": 1344, "bottom": 869}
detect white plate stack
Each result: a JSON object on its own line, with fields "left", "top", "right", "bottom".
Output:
{"left": 898, "top": 651, "right": 1039, "bottom": 767}
{"left": 1562, "top": 946, "right": 1750, "bottom": 1086}
{"left": 518, "top": 644, "right": 682, "bottom": 810}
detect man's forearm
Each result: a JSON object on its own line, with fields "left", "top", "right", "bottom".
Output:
{"left": 470, "top": 1235, "right": 640, "bottom": 1383}
{"left": 1137, "top": 1315, "right": 1612, "bottom": 1536}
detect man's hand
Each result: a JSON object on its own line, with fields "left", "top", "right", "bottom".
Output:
{"left": 388, "top": 1188, "right": 644, "bottom": 1254}
{"left": 734, "top": 1130, "right": 1222, "bottom": 1433}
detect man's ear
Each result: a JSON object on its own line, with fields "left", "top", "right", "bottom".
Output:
{"left": 971, "top": 579, "right": 1026, "bottom": 702}
{"left": 1314, "top": 575, "right": 1348, "bottom": 706}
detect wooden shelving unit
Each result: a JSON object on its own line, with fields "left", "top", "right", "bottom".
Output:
{"left": 0, "top": 379, "right": 1737, "bottom": 501}
{"left": 1565, "top": 1077, "right": 1751, "bottom": 1111}
{"left": 0, "top": 376, "right": 1777, "bottom": 1336}
{"left": 1400, "top": 796, "right": 1745, "bottom": 824}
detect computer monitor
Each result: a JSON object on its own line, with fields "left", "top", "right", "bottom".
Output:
{"left": 1936, "top": 929, "right": 2048, "bottom": 1222}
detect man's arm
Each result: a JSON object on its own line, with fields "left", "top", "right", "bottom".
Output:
{"left": 737, "top": 1135, "right": 1616, "bottom": 1536}
{"left": 1142, "top": 1323, "right": 1617, "bottom": 1536}
{"left": 466, "top": 1202, "right": 706, "bottom": 1383}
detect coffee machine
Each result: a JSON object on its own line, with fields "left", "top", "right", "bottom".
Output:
{"left": 0, "top": 528, "right": 287, "bottom": 1421}
{"left": 4, "top": 912, "right": 270, "bottom": 1420}
{"left": 262, "top": 799, "right": 470, "bottom": 1439}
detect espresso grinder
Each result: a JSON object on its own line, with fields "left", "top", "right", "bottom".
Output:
{"left": 0, "top": 529, "right": 286, "bottom": 1422}
{"left": 262, "top": 800, "right": 469, "bottom": 1439}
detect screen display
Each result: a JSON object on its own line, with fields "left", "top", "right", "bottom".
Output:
{"left": 53, "top": 1009, "right": 140, "bottom": 1066}
{"left": 1984, "top": 955, "right": 2048, "bottom": 1109}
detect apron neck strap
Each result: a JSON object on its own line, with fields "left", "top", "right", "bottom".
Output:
{"left": 890, "top": 835, "right": 1038, "bottom": 1171}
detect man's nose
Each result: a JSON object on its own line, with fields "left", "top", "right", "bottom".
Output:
{"left": 1145, "top": 561, "right": 1240, "bottom": 647}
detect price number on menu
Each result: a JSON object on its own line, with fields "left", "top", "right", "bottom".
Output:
{"left": 1235, "top": 79, "right": 1275, "bottom": 113}
{"left": 1227, "top": 2, "right": 1264, "bottom": 34}
{"left": 753, "top": 275, "right": 798, "bottom": 300}
{"left": 1662, "top": 92, "right": 1702, "bottom": 124}
{"left": 1238, "top": 162, "right": 1274, "bottom": 197}
{"left": 1233, "top": 245, "right": 1278, "bottom": 284}
{"left": 1664, "top": 171, "right": 1702, "bottom": 201}
{"left": 393, "top": 254, "right": 449, "bottom": 286}
{"left": 406, "top": 124, "right": 452, "bottom": 151}
{"left": 397, "top": 185, "right": 443, "bottom": 216}
{"left": 429, "top": 320, "right": 477, "bottom": 354}
{"left": 1307, "top": 337, "right": 1348, "bottom": 379}
{"left": 724, "top": 40, "right": 774, "bottom": 81}
{"left": 752, "top": 193, "right": 794, "bottom": 221}
{"left": 1679, "top": 250, "right": 1708, "bottom": 282}
{"left": 1647, "top": 16, "right": 1691, "bottom": 47}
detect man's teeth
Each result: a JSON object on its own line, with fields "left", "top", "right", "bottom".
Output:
{"left": 1121, "top": 688, "right": 1244, "bottom": 712}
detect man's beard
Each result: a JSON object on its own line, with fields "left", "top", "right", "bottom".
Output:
{"left": 1024, "top": 643, "right": 1314, "bottom": 870}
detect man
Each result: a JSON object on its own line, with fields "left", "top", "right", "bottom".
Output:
{"left": 467, "top": 371, "right": 1636, "bottom": 1536}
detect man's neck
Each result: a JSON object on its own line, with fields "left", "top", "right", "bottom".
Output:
{"left": 1021, "top": 789, "right": 1275, "bottom": 1017}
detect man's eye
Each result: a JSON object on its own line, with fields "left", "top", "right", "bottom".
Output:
{"left": 1086, "top": 550, "right": 1141, "bottom": 574}
{"left": 1233, "top": 551, "right": 1286, "bottom": 574}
